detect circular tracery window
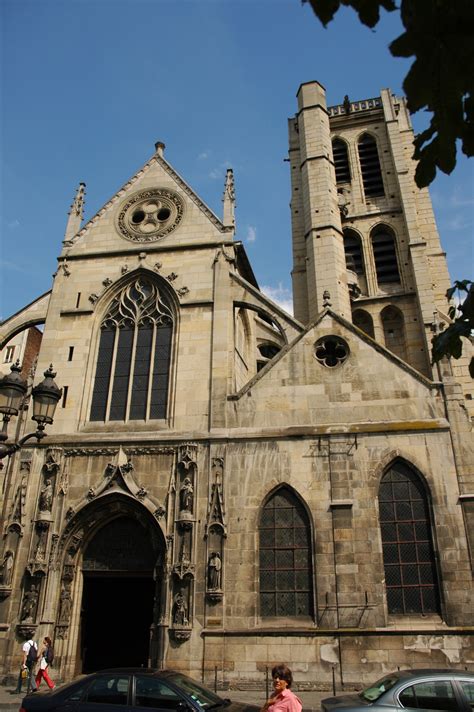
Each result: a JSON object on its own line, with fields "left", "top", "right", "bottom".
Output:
{"left": 314, "top": 336, "right": 350, "bottom": 367}
{"left": 117, "top": 188, "right": 184, "bottom": 242}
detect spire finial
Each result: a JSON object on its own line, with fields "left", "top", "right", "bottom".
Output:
{"left": 63, "top": 182, "right": 86, "bottom": 249}
{"left": 222, "top": 168, "right": 236, "bottom": 230}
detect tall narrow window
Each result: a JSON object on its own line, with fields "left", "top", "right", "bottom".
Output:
{"left": 343, "top": 229, "right": 365, "bottom": 275}
{"left": 90, "top": 277, "right": 174, "bottom": 422}
{"left": 259, "top": 487, "right": 313, "bottom": 618}
{"left": 381, "top": 305, "right": 407, "bottom": 360}
{"left": 353, "top": 309, "right": 375, "bottom": 339}
{"left": 371, "top": 226, "right": 400, "bottom": 286}
{"left": 332, "top": 138, "right": 351, "bottom": 183}
{"left": 379, "top": 461, "right": 440, "bottom": 615}
{"left": 358, "top": 133, "right": 384, "bottom": 198}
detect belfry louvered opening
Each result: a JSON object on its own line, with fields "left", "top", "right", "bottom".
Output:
{"left": 371, "top": 226, "right": 401, "bottom": 285}
{"left": 90, "top": 277, "right": 174, "bottom": 422}
{"left": 343, "top": 229, "right": 365, "bottom": 275}
{"left": 332, "top": 138, "right": 351, "bottom": 183}
{"left": 358, "top": 133, "right": 384, "bottom": 198}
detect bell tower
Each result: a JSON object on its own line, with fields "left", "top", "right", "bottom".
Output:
{"left": 288, "top": 81, "right": 461, "bottom": 381}
{"left": 289, "top": 81, "right": 351, "bottom": 324}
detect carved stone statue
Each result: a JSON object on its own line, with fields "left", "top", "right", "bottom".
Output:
{"left": 39, "top": 478, "right": 53, "bottom": 512}
{"left": 179, "top": 477, "right": 193, "bottom": 513}
{"left": 59, "top": 584, "right": 72, "bottom": 623}
{"left": 173, "top": 589, "right": 188, "bottom": 626}
{"left": 208, "top": 552, "right": 222, "bottom": 590}
{"left": 34, "top": 528, "right": 47, "bottom": 562}
{"left": 1, "top": 550, "right": 14, "bottom": 586}
{"left": 21, "top": 584, "right": 39, "bottom": 622}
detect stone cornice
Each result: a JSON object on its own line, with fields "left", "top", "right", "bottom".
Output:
{"left": 57, "top": 240, "right": 237, "bottom": 262}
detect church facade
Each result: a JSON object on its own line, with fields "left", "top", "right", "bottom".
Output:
{"left": 1, "top": 81, "right": 473, "bottom": 689}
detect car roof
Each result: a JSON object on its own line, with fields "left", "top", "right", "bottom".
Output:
{"left": 95, "top": 669, "right": 179, "bottom": 676}
{"left": 391, "top": 669, "right": 474, "bottom": 680}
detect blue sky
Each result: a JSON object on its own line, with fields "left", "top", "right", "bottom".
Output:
{"left": 1, "top": 0, "right": 473, "bottom": 320}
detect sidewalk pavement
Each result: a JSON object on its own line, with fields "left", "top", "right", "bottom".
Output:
{"left": 0, "top": 682, "right": 335, "bottom": 712}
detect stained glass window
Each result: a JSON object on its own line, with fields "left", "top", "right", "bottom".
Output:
{"left": 379, "top": 462, "right": 440, "bottom": 615}
{"left": 90, "top": 277, "right": 173, "bottom": 422}
{"left": 259, "top": 488, "right": 313, "bottom": 618}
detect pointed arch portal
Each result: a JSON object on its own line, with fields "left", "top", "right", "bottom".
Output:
{"left": 60, "top": 496, "right": 166, "bottom": 675}
{"left": 81, "top": 516, "right": 157, "bottom": 672}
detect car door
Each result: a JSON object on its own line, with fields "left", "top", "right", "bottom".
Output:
{"left": 132, "top": 675, "right": 193, "bottom": 712}
{"left": 454, "top": 679, "right": 474, "bottom": 712}
{"left": 78, "top": 673, "right": 133, "bottom": 712}
{"left": 398, "top": 679, "right": 460, "bottom": 711}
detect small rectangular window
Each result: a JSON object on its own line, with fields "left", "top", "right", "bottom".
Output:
{"left": 76, "top": 292, "right": 81, "bottom": 308}
{"left": 4, "top": 345, "right": 15, "bottom": 363}
{"left": 62, "top": 386, "right": 68, "bottom": 408}
{"left": 68, "top": 346, "right": 74, "bottom": 362}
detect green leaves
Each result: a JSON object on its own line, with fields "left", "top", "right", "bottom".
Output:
{"left": 302, "top": 0, "right": 396, "bottom": 28}
{"left": 432, "top": 282, "right": 474, "bottom": 378}
{"left": 303, "top": 0, "right": 474, "bottom": 188}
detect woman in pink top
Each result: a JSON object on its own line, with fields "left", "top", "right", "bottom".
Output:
{"left": 261, "top": 664, "right": 302, "bottom": 712}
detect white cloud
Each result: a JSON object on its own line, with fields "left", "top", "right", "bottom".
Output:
{"left": 450, "top": 188, "right": 474, "bottom": 207}
{"left": 208, "top": 161, "right": 233, "bottom": 180}
{"left": 7, "top": 219, "right": 20, "bottom": 229}
{"left": 246, "top": 225, "right": 257, "bottom": 243}
{"left": 261, "top": 283, "right": 293, "bottom": 316}
{"left": 197, "top": 151, "right": 209, "bottom": 160}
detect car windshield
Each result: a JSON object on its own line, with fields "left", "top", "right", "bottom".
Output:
{"left": 166, "top": 673, "right": 224, "bottom": 709}
{"left": 359, "top": 675, "right": 399, "bottom": 702}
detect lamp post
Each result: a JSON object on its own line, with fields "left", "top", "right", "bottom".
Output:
{"left": 0, "top": 361, "right": 62, "bottom": 460}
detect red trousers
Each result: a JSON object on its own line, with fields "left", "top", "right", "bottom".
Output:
{"left": 35, "top": 667, "right": 55, "bottom": 689}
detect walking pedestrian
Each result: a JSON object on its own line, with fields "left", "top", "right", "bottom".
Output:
{"left": 35, "top": 636, "right": 55, "bottom": 690}
{"left": 13, "top": 637, "right": 38, "bottom": 694}
{"left": 261, "top": 664, "right": 302, "bottom": 712}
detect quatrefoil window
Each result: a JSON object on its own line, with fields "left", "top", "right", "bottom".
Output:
{"left": 117, "top": 188, "right": 184, "bottom": 242}
{"left": 314, "top": 336, "right": 349, "bottom": 367}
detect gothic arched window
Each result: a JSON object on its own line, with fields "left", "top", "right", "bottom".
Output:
{"left": 379, "top": 461, "right": 440, "bottom": 615}
{"left": 371, "top": 226, "right": 401, "bottom": 286}
{"left": 381, "top": 305, "right": 407, "bottom": 360}
{"left": 259, "top": 487, "right": 313, "bottom": 618}
{"left": 353, "top": 309, "right": 375, "bottom": 339}
{"left": 90, "top": 277, "right": 174, "bottom": 422}
{"left": 358, "top": 133, "right": 385, "bottom": 198}
{"left": 332, "top": 138, "right": 351, "bottom": 183}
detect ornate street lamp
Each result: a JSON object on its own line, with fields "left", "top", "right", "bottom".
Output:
{"left": 0, "top": 362, "right": 62, "bottom": 460}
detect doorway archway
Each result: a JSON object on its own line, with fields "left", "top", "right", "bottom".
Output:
{"left": 80, "top": 515, "right": 160, "bottom": 672}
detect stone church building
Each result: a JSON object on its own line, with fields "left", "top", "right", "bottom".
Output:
{"left": 1, "top": 81, "right": 473, "bottom": 688}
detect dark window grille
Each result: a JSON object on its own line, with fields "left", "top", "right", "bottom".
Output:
{"left": 379, "top": 462, "right": 440, "bottom": 615}
{"left": 358, "top": 134, "right": 385, "bottom": 198}
{"left": 259, "top": 488, "right": 313, "bottom": 618}
{"left": 90, "top": 277, "right": 174, "bottom": 422}
{"left": 332, "top": 138, "right": 351, "bottom": 183}
{"left": 372, "top": 228, "right": 400, "bottom": 285}
{"left": 353, "top": 310, "right": 375, "bottom": 339}
{"left": 343, "top": 229, "right": 365, "bottom": 275}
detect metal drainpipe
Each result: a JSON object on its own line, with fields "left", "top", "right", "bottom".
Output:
{"left": 327, "top": 436, "right": 344, "bottom": 689}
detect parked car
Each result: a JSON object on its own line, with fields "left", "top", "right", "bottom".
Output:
{"left": 19, "top": 669, "right": 260, "bottom": 712}
{"left": 321, "top": 669, "right": 474, "bottom": 711}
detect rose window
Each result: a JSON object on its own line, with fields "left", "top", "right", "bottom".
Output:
{"left": 117, "top": 188, "right": 184, "bottom": 242}
{"left": 314, "top": 336, "right": 349, "bottom": 367}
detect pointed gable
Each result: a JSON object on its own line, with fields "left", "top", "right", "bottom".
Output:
{"left": 228, "top": 310, "right": 446, "bottom": 431}
{"left": 64, "top": 148, "right": 233, "bottom": 256}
